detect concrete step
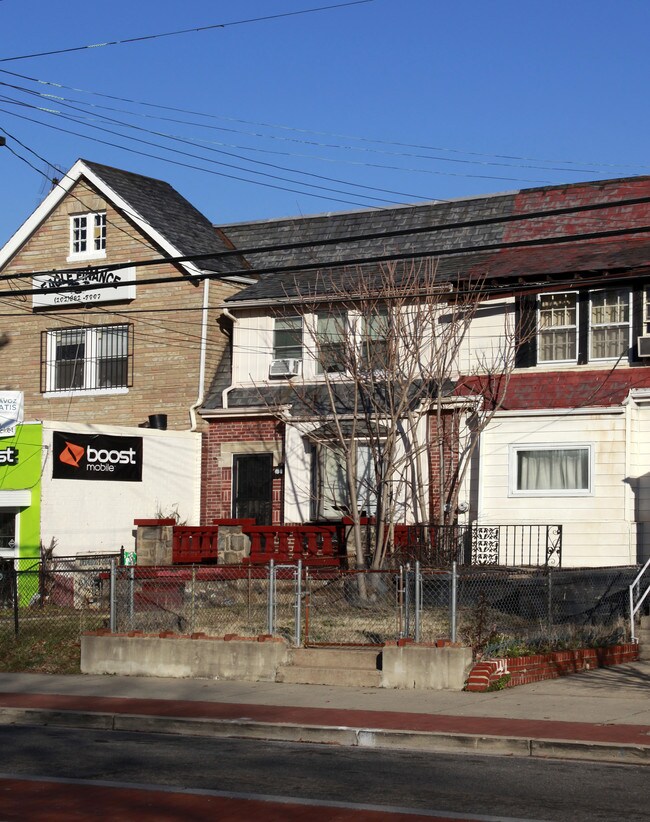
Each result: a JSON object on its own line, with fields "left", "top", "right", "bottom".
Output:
{"left": 276, "top": 647, "right": 383, "bottom": 687}
{"left": 640, "top": 614, "right": 650, "bottom": 630}
{"left": 276, "top": 665, "right": 383, "bottom": 687}
{"left": 288, "top": 647, "right": 381, "bottom": 671}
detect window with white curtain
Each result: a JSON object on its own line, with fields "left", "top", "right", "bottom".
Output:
{"left": 589, "top": 288, "right": 631, "bottom": 360}
{"left": 510, "top": 445, "right": 592, "bottom": 496}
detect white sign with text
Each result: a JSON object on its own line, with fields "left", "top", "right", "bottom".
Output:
{"left": 32, "top": 266, "right": 136, "bottom": 308}
{"left": 0, "top": 391, "right": 23, "bottom": 438}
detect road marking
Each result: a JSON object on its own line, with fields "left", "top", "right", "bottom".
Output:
{"left": 0, "top": 772, "right": 550, "bottom": 821}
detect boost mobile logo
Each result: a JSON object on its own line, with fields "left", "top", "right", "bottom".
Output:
{"left": 58, "top": 439, "right": 137, "bottom": 473}
{"left": 59, "top": 441, "right": 85, "bottom": 468}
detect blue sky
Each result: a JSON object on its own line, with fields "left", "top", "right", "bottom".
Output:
{"left": 1, "top": 0, "right": 650, "bottom": 247}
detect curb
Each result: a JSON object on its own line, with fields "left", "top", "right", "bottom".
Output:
{"left": 1, "top": 707, "right": 649, "bottom": 766}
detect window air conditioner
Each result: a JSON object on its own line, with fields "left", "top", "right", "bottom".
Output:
{"left": 638, "top": 336, "right": 650, "bottom": 358}
{"left": 269, "top": 358, "right": 301, "bottom": 377}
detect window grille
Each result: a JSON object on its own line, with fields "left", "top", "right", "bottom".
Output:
{"left": 41, "top": 323, "right": 133, "bottom": 393}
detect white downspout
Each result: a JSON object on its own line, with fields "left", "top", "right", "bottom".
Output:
{"left": 221, "top": 307, "right": 238, "bottom": 410}
{"left": 189, "top": 277, "right": 210, "bottom": 431}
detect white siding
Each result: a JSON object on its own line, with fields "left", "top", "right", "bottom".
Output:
{"left": 457, "top": 298, "right": 514, "bottom": 376}
{"left": 477, "top": 411, "right": 633, "bottom": 567}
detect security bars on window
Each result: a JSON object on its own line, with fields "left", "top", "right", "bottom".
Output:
{"left": 41, "top": 323, "right": 133, "bottom": 393}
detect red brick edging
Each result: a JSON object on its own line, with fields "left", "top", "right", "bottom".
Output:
{"left": 465, "top": 643, "right": 639, "bottom": 691}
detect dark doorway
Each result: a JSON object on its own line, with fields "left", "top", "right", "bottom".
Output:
{"left": 233, "top": 454, "right": 273, "bottom": 524}
{"left": 0, "top": 511, "right": 16, "bottom": 554}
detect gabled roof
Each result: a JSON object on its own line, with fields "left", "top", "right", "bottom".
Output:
{"left": 0, "top": 159, "right": 248, "bottom": 278}
{"left": 218, "top": 175, "right": 650, "bottom": 304}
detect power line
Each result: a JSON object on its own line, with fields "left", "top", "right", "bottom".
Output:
{"left": 1, "top": 130, "right": 158, "bottom": 253}
{"left": 0, "top": 107, "right": 384, "bottom": 209}
{"left": 0, "top": 72, "right": 588, "bottom": 179}
{"left": 0, "top": 1, "right": 374, "bottom": 63}
{"left": 0, "top": 84, "right": 438, "bottom": 201}
{"left": 4, "top": 185, "right": 650, "bottom": 284}
{"left": 2, "top": 66, "right": 646, "bottom": 175}
{"left": 4, "top": 217, "right": 650, "bottom": 301}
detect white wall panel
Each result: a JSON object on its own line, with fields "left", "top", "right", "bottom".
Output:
{"left": 41, "top": 421, "right": 201, "bottom": 556}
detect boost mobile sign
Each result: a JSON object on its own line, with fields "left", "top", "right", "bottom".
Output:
{"left": 32, "top": 266, "right": 136, "bottom": 308}
{"left": 53, "top": 431, "right": 143, "bottom": 482}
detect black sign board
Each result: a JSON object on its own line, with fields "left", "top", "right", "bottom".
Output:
{"left": 53, "top": 431, "right": 143, "bottom": 482}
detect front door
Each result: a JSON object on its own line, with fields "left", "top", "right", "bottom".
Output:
{"left": 233, "top": 454, "right": 273, "bottom": 525}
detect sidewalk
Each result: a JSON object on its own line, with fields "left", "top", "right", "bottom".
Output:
{"left": 0, "top": 662, "right": 649, "bottom": 765}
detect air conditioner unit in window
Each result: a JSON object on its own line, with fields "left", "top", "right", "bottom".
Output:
{"left": 269, "top": 358, "right": 301, "bottom": 377}
{"left": 638, "top": 336, "right": 650, "bottom": 358}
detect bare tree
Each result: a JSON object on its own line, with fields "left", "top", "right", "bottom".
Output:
{"left": 259, "top": 258, "right": 529, "bottom": 569}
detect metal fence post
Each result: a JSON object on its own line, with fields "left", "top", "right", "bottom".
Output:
{"left": 404, "top": 563, "right": 411, "bottom": 639}
{"left": 190, "top": 565, "right": 196, "bottom": 635}
{"left": 450, "top": 561, "right": 458, "bottom": 643}
{"left": 295, "top": 559, "right": 302, "bottom": 647}
{"left": 547, "top": 568, "right": 553, "bottom": 634}
{"left": 414, "top": 560, "right": 421, "bottom": 643}
{"left": 128, "top": 565, "right": 135, "bottom": 630}
{"left": 398, "top": 565, "right": 404, "bottom": 638}
{"left": 109, "top": 558, "right": 117, "bottom": 633}
{"left": 267, "top": 559, "right": 275, "bottom": 636}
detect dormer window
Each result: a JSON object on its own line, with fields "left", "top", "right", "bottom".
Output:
{"left": 69, "top": 212, "right": 106, "bottom": 260}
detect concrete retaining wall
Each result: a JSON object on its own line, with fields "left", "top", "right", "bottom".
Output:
{"left": 82, "top": 633, "right": 473, "bottom": 689}
{"left": 81, "top": 633, "right": 290, "bottom": 681}
{"left": 381, "top": 645, "right": 473, "bottom": 690}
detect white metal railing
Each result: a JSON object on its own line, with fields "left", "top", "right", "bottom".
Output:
{"left": 628, "top": 557, "right": 650, "bottom": 642}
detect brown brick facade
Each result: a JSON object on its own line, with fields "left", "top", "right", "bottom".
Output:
{"left": 0, "top": 179, "right": 241, "bottom": 430}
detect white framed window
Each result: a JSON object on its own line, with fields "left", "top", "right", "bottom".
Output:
{"left": 42, "top": 323, "right": 132, "bottom": 395}
{"left": 273, "top": 316, "right": 303, "bottom": 361}
{"left": 537, "top": 292, "right": 578, "bottom": 363}
{"left": 589, "top": 288, "right": 631, "bottom": 361}
{"left": 316, "top": 311, "right": 347, "bottom": 374}
{"left": 509, "top": 444, "right": 593, "bottom": 497}
{"left": 312, "top": 441, "right": 376, "bottom": 519}
{"left": 644, "top": 287, "right": 650, "bottom": 334}
{"left": 360, "top": 307, "right": 390, "bottom": 371}
{"left": 68, "top": 212, "right": 107, "bottom": 261}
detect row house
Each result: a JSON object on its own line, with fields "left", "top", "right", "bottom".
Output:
{"left": 0, "top": 159, "right": 252, "bottom": 559}
{"left": 203, "top": 176, "right": 650, "bottom": 568}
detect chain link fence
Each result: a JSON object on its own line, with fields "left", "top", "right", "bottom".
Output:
{"left": 0, "top": 557, "right": 644, "bottom": 673}
{"left": 113, "top": 565, "right": 272, "bottom": 637}
{"left": 0, "top": 555, "right": 116, "bottom": 673}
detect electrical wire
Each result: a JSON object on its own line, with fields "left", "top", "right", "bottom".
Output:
{"left": 0, "top": 1, "right": 374, "bottom": 63}
{"left": 0, "top": 107, "right": 385, "bottom": 209}
{"left": 2, "top": 66, "right": 646, "bottom": 175}
{"left": 0, "top": 84, "right": 439, "bottom": 201}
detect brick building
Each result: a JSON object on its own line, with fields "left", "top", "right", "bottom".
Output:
{"left": 0, "top": 159, "right": 253, "bottom": 558}
{"left": 202, "top": 176, "right": 650, "bottom": 567}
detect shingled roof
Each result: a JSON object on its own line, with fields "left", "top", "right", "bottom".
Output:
{"left": 218, "top": 175, "right": 650, "bottom": 303}
{"left": 82, "top": 160, "right": 246, "bottom": 276}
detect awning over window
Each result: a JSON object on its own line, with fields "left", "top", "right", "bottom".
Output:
{"left": 0, "top": 490, "right": 31, "bottom": 507}
{"left": 306, "top": 421, "right": 391, "bottom": 442}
